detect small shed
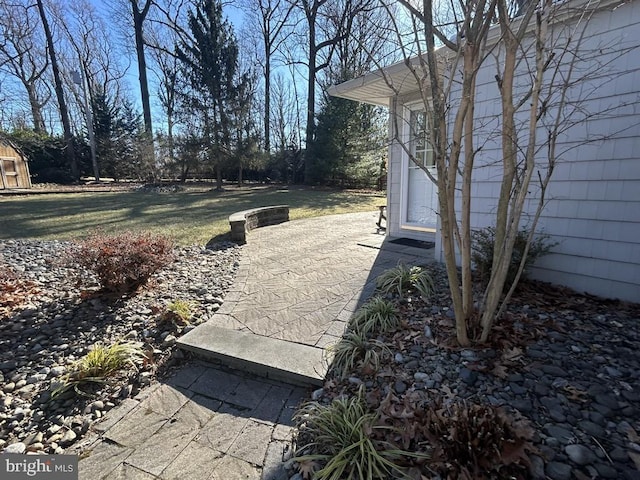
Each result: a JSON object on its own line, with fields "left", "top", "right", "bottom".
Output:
{"left": 0, "top": 137, "right": 31, "bottom": 189}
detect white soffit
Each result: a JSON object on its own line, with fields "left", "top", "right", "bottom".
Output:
{"left": 327, "top": 59, "right": 428, "bottom": 106}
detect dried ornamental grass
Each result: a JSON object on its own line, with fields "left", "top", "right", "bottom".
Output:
{"left": 53, "top": 341, "right": 145, "bottom": 397}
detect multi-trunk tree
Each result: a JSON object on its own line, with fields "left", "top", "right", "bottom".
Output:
{"left": 0, "top": 2, "right": 50, "bottom": 133}
{"left": 380, "top": 0, "right": 629, "bottom": 344}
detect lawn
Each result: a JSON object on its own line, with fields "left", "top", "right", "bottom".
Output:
{"left": 0, "top": 185, "right": 385, "bottom": 245}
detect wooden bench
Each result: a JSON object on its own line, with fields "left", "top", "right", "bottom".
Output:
{"left": 229, "top": 205, "right": 290, "bottom": 243}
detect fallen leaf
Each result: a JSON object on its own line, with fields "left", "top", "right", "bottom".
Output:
{"left": 628, "top": 451, "right": 640, "bottom": 471}
{"left": 297, "top": 459, "right": 319, "bottom": 479}
{"left": 627, "top": 426, "right": 640, "bottom": 443}
{"left": 563, "top": 385, "right": 589, "bottom": 403}
{"left": 491, "top": 364, "right": 509, "bottom": 379}
{"left": 502, "top": 346, "right": 524, "bottom": 363}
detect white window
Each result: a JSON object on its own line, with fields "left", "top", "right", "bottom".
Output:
{"left": 409, "top": 110, "right": 434, "bottom": 169}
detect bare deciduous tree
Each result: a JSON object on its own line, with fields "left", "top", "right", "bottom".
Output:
{"left": 296, "top": 0, "right": 377, "bottom": 183}
{"left": 378, "top": 0, "right": 632, "bottom": 345}
{"left": 36, "top": 0, "right": 79, "bottom": 179}
{"left": 0, "top": 1, "right": 51, "bottom": 133}
{"left": 129, "top": 0, "right": 154, "bottom": 139}
{"left": 239, "top": 0, "right": 296, "bottom": 152}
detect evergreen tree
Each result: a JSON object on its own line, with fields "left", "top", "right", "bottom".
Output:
{"left": 176, "top": 0, "right": 249, "bottom": 190}
{"left": 91, "top": 89, "right": 143, "bottom": 181}
{"left": 309, "top": 79, "right": 387, "bottom": 188}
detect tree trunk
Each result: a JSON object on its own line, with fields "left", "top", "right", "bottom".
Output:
{"left": 130, "top": 0, "right": 154, "bottom": 172}
{"left": 460, "top": 44, "right": 479, "bottom": 322}
{"left": 36, "top": 0, "right": 78, "bottom": 180}
{"left": 216, "top": 163, "right": 223, "bottom": 191}
{"left": 131, "top": 0, "right": 153, "bottom": 137}
{"left": 167, "top": 115, "right": 175, "bottom": 170}
{"left": 421, "top": 0, "right": 470, "bottom": 345}
{"left": 480, "top": 1, "right": 548, "bottom": 342}
{"left": 26, "top": 84, "right": 46, "bottom": 133}
{"left": 304, "top": 10, "right": 317, "bottom": 184}
{"left": 264, "top": 45, "right": 271, "bottom": 153}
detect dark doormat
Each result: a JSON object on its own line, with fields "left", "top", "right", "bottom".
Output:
{"left": 389, "top": 238, "right": 435, "bottom": 249}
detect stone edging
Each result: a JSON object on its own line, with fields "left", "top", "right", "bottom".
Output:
{"left": 229, "top": 205, "right": 289, "bottom": 243}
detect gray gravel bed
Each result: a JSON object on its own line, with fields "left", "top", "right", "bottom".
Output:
{"left": 0, "top": 239, "right": 241, "bottom": 454}
{"left": 307, "top": 263, "right": 640, "bottom": 480}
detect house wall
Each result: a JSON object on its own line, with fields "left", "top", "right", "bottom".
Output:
{"left": 390, "top": 0, "right": 640, "bottom": 301}
{"left": 387, "top": 98, "right": 401, "bottom": 238}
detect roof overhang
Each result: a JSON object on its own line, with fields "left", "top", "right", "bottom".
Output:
{"left": 328, "top": 0, "right": 628, "bottom": 107}
{"left": 327, "top": 57, "right": 429, "bottom": 106}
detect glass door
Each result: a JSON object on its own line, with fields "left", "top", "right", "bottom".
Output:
{"left": 402, "top": 109, "right": 438, "bottom": 230}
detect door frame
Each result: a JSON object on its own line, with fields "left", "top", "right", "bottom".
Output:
{"left": 399, "top": 103, "right": 438, "bottom": 233}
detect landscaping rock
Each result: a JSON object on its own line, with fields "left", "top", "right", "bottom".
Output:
{"left": 545, "top": 461, "right": 572, "bottom": 480}
{"left": 4, "top": 442, "right": 26, "bottom": 454}
{"left": 565, "top": 444, "right": 596, "bottom": 466}
{"left": 0, "top": 239, "right": 241, "bottom": 453}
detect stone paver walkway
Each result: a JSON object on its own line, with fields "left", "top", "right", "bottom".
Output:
{"left": 77, "top": 362, "right": 305, "bottom": 480}
{"left": 77, "top": 211, "right": 435, "bottom": 479}
{"left": 205, "top": 211, "right": 431, "bottom": 348}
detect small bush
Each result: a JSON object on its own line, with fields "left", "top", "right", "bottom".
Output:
{"left": 329, "top": 331, "right": 389, "bottom": 378}
{"left": 71, "top": 231, "right": 174, "bottom": 292}
{"left": 471, "top": 226, "right": 557, "bottom": 289}
{"left": 376, "top": 264, "right": 434, "bottom": 298}
{"left": 54, "top": 341, "right": 145, "bottom": 397}
{"left": 350, "top": 296, "right": 399, "bottom": 336}
{"left": 293, "top": 393, "right": 425, "bottom": 479}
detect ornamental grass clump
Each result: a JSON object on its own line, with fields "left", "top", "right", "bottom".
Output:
{"left": 329, "top": 330, "right": 390, "bottom": 379}
{"left": 163, "top": 299, "right": 193, "bottom": 325}
{"left": 71, "top": 231, "right": 174, "bottom": 293}
{"left": 54, "top": 341, "right": 145, "bottom": 397}
{"left": 349, "top": 296, "right": 399, "bottom": 336}
{"left": 293, "top": 393, "right": 426, "bottom": 479}
{"left": 376, "top": 263, "right": 434, "bottom": 298}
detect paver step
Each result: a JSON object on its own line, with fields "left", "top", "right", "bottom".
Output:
{"left": 177, "top": 323, "right": 327, "bottom": 387}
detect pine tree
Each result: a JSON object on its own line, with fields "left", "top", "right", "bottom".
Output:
{"left": 176, "top": 0, "right": 249, "bottom": 190}
{"left": 310, "top": 81, "right": 387, "bottom": 188}
{"left": 91, "top": 90, "right": 143, "bottom": 181}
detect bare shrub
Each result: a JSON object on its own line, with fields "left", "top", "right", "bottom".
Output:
{"left": 71, "top": 231, "right": 174, "bottom": 293}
